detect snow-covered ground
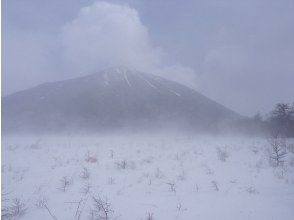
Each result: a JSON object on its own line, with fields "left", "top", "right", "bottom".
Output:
{"left": 2, "top": 134, "right": 294, "bottom": 220}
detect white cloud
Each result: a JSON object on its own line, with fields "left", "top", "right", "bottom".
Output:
{"left": 60, "top": 1, "right": 196, "bottom": 87}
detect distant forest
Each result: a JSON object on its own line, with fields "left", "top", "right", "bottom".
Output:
{"left": 237, "top": 103, "right": 294, "bottom": 137}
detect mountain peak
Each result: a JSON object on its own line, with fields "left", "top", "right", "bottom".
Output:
{"left": 103, "top": 66, "right": 137, "bottom": 74}
{"left": 2, "top": 68, "right": 240, "bottom": 134}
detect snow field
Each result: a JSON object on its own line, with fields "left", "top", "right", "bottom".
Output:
{"left": 2, "top": 135, "right": 294, "bottom": 219}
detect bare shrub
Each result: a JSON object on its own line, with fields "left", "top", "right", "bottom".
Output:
{"left": 177, "top": 170, "right": 185, "bottom": 181}
{"left": 85, "top": 151, "right": 98, "bottom": 163}
{"left": 2, "top": 198, "right": 27, "bottom": 219}
{"left": 175, "top": 153, "right": 180, "bottom": 161}
{"left": 108, "top": 177, "right": 115, "bottom": 185}
{"left": 211, "top": 181, "right": 219, "bottom": 191}
{"left": 35, "top": 197, "right": 57, "bottom": 220}
{"left": 52, "top": 157, "right": 64, "bottom": 169}
{"left": 30, "top": 139, "right": 41, "bottom": 149}
{"left": 81, "top": 182, "right": 92, "bottom": 195}
{"left": 148, "top": 178, "right": 152, "bottom": 185}
{"left": 252, "top": 147, "right": 259, "bottom": 154}
{"left": 268, "top": 138, "right": 287, "bottom": 166}
{"left": 177, "top": 203, "right": 187, "bottom": 212}
{"left": 246, "top": 186, "right": 259, "bottom": 195}
{"left": 204, "top": 166, "right": 214, "bottom": 175}
{"left": 1, "top": 188, "right": 10, "bottom": 219}
{"left": 273, "top": 168, "right": 286, "bottom": 179}
{"left": 7, "top": 144, "right": 19, "bottom": 151}
{"left": 147, "top": 212, "right": 154, "bottom": 220}
{"left": 75, "top": 199, "right": 83, "bottom": 220}
{"left": 58, "top": 176, "right": 73, "bottom": 192}
{"left": 166, "top": 182, "right": 176, "bottom": 194}
{"left": 35, "top": 197, "right": 48, "bottom": 208}
{"left": 217, "top": 147, "right": 229, "bottom": 162}
{"left": 80, "top": 167, "right": 90, "bottom": 180}
{"left": 109, "top": 150, "right": 114, "bottom": 159}
{"left": 115, "top": 160, "right": 127, "bottom": 169}
{"left": 154, "top": 168, "right": 164, "bottom": 179}
{"left": 12, "top": 198, "right": 27, "bottom": 216}
{"left": 142, "top": 157, "right": 154, "bottom": 164}
{"left": 91, "top": 196, "right": 114, "bottom": 220}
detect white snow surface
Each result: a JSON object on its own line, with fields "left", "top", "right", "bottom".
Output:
{"left": 138, "top": 74, "right": 158, "bottom": 89}
{"left": 167, "top": 89, "right": 181, "bottom": 97}
{"left": 2, "top": 135, "right": 294, "bottom": 220}
{"left": 116, "top": 67, "right": 132, "bottom": 87}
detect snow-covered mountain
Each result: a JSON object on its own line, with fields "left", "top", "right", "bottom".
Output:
{"left": 2, "top": 67, "right": 241, "bottom": 133}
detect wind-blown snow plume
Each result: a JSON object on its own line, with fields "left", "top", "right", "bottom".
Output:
{"left": 61, "top": 1, "right": 196, "bottom": 87}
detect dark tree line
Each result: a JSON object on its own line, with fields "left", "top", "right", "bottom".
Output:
{"left": 267, "top": 103, "right": 294, "bottom": 137}
{"left": 235, "top": 103, "right": 294, "bottom": 137}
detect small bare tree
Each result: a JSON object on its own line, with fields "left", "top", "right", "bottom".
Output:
{"left": 2, "top": 198, "right": 27, "bottom": 219}
{"left": 91, "top": 196, "right": 114, "bottom": 220}
{"left": 80, "top": 167, "right": 90, "bottom": 180}
{"left": 35, "top": 197, "right": 57, "bottom": 220}
{"left": 58, "top": 176, "right": 72, "bottom": 192}
{"left": 1, "top": 188, "right": 9, "bottom": 219}
{"left": 268, "top": 137, "right": 287, "bottom": 166}
{"left": 216, "top": 147, "right": 229, "bottom": 162}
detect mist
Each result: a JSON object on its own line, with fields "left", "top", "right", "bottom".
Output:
{"left": 2, "top": 1, "right": 294, "bottom": 220}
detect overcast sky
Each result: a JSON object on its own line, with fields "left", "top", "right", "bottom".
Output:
{"left": 2, "top": 0, "right": 294, "bottom": 116}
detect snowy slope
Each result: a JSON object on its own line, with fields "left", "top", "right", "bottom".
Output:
{"left": 2, "top": 67, "right": 240, "bottom": 133}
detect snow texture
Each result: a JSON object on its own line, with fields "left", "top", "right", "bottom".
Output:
{"left": 2, "top": 135, "right": 294, "bottom": 220}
